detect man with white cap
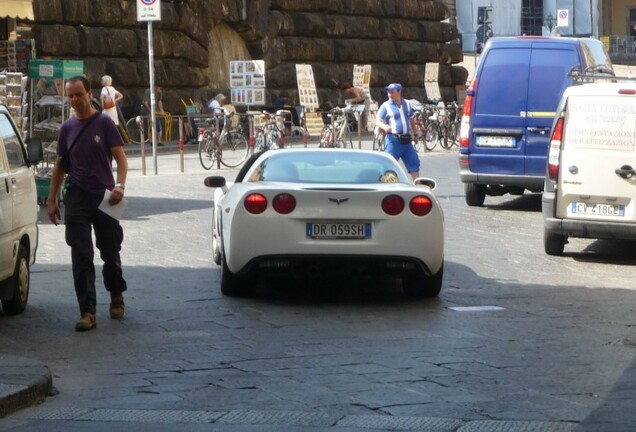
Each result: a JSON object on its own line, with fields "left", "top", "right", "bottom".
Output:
{"left": 376, "top": 83, "right": 420, "bottom": 180}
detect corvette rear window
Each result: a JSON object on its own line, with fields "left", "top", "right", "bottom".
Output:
{"left": 248, "top": 152, "right": 410, "bottom": 184}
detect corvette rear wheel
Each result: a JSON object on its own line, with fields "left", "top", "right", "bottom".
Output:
{"left": 220, "top": 249, "right": 251, "bottom": 297}
{"left": 402, "top": 262, "right": 443, "bottom": 298}
{"left": 212, "top": 210, "right": 221, "bottom": 265}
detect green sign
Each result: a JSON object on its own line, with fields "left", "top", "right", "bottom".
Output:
{"left": 28, "top": 60, "right": 84, "bottom": 79}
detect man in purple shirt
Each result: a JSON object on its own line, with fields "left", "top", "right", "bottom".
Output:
{"left": 47, "top": 75, "right": 129, "bottom": 332}
{"left": 376, "top": 83, "right": 420, "bottom": 180}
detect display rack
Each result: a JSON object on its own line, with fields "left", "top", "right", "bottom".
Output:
{"left": 0, "top": 71, "right": 29, "bottom": 137}
{"left": 0, "top": 39, "right": 35, "bottom": 74}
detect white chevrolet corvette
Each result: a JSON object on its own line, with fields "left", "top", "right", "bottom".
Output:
{"left": 204, "top": 149, "right": 445, "bottom": 298}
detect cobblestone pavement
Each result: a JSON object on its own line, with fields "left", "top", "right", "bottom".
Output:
{"left": 2, "top": 136, "right": 636, "bottom": 431}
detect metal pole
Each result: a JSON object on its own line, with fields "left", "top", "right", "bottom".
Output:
{"left": 589, "top": 0, "right": 593, "bottom": 37}
{"left": 147, "top": 21, "right": 158, "bottom": 174}
{"left": 572, "top": 0, "right": 576, "bottom": 36}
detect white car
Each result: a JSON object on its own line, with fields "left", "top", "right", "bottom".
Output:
{"left": 204, "top": 149, "right": 445, "bottom": 297}
{"left": 543, "top": 78, "right": 636, "bottom": 255}
{"left": 0, "top": 104, "right": 43, "bottom": 315}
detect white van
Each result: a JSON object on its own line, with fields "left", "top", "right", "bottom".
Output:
{"left": 542, "top": 78, "right": 636, "bottom": 255}
{"left": 0, "top": 104, "right": 43, "bottom": 314}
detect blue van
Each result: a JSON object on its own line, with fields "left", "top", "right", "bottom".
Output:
{"left": 458, "top": 37, "right": 613, "bottom": 206}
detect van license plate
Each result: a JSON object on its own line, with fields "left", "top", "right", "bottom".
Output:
{"left": 307, "top": 223, "right": 371, "bottom": 239}
{"left": 569, "top": 202, "right": 625, "bottom": 217}
{"left": 476, "top": 136, "right": 515, "bottom": 147}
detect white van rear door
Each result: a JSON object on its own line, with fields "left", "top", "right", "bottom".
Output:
{"left": 556, "top": 90, "right": 636, "bottom": 223}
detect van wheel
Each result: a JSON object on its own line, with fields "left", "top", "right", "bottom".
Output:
{"left": 464, "top": 184, "right": 486, "bottom": 207}
{"left": 544, "top": 229, "right": 566, "bottom": 256}
{"left": 1, "top": 244, "right": 29, "bottom": 315}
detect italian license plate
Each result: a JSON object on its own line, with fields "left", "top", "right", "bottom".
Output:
{"left": 569, "top": 202, "right": 625, "bottom": 217}
{"left": 307, "top": 223, "right": 371, "bottom": 239}
{"left": 476, "top": 135, "right": 516, "bottom": 147}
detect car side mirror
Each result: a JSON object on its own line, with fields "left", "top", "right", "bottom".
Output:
{"left": 25, "top": 137, "right": 44, "bottom": 165}
{"left": 414, "top": 177, "right": 437, "bottom": 190}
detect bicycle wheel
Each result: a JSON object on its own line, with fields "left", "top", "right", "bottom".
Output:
{"left": 372, "top": 129, "right": 385, "bottom": 151}
{"left": 125, "top": 117, "right": 149, "bottom": 145}
{"left": 337, "top": 126, "right": 353, "bottom": 148}
{"left": 424, "top": 123, "right": 439, "bottom": 151}
{"left": 449, "top": 122, "right": 459, "bottom": 148}
{"left": 266, "top": 129, "right": 282, "bottom": 150}
{"left": 319, "top": 126, "right": 333, "bottom": 148}
{"left": 439, "top": 123, "right": 452, "bottom": 150}
{"left": 254, "top": 129, "right": 266, "bottom": 151}
{"left": 198, "top": 131, "right": 216, "bottom": 170}
{"left": 219, "top": 130, "right": 249, "bottom": 168}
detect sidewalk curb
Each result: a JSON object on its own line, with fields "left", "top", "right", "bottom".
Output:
{"left": 0, "top": 356, "right": 52, "bottom": 418}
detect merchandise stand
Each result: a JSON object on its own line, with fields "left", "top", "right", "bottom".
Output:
{"left": 27, "top": 60, "right": 83, "bottom": 204}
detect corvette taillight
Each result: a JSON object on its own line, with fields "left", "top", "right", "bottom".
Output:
{"left": 273, "top": 193, "right": 296, "bottom": 214}
{"left": 244, "top": 193, "right": 267, "bottom": 214}
{"left": 409, "top": 196, "right": 433, "bottom": 216}
{"left": 382, "top": 195, "right": 405, "bottom": 215}
{"left": 547, "top": 117, "right": 564, "bottom": 183}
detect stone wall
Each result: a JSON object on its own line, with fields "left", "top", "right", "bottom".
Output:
{"left": 31, "top": 0, "right": 467, "bottom": 115}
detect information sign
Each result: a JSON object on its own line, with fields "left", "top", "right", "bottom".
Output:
{"left": 137, "top": 0, "right": 161, "bottom": 22}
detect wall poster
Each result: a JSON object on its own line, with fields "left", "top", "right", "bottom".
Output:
{"left": 229, "top": 60, "right": 265, "bottom": 105}
{"left": 295, "top": 64, "right": 319, "bottom": 111}
{"left": 353, "top": 64, "right": 372, "bottom": 98}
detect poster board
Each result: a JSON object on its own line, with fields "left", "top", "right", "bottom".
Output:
{"left": 229, "top": 60, "right": 266, "bottom": 105}
{"left": 424, "top": 62, "right": 441, "bottom": 102}
{"left": 295, "top": 64, "right": 319, "bottom": 111}
{"left": 353, "top": 64, "right": 372, "bottom": 98}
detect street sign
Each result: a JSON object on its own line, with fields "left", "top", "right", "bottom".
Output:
{"left": 557, "top": 9, "right": 569, "bottom": 27}
{"left": 137, "top": 0, "right": 161, "bottom": 22}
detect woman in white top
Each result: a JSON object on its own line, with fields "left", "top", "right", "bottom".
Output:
{"left": 100, "top": 75, "right": 124, "bottom": 125}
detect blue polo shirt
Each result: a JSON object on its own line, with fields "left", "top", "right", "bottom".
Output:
{"left": 377, "top": 98, "right": 415, "bottom": 135}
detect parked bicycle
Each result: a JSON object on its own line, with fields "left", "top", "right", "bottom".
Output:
{"left": 254, "top": 110, "right": 289, "bottom": 151}
{"left": 422, "top": 101, "right": 461, "bottom": 151}
{"left": 438, "top": 102, "right": 461, "bottom": 150}
{"left": 198, "top": 109, "right": 249, "bottom": 170}
{"left": 319, "top": 106, "right": 354, "bottom": 148}
{"left": 125, "top": 115, "right": 149, "bottom": 145}
{"left": 372, "top": 126, "right": 385, "bottom": 151}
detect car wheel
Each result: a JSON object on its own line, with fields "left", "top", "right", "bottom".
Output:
{"left": 1, "top": 244, "right": 29, "bottom": 315}
{"left": 212, "top": 209, "right": 221, "bottom": 266}
{"left": 403, "top": 262, "right": 444, "bottom": 298}
{"left": 464, "top": 183, "right": 486, "bottom": 207}
{"left": 544, "top": 229, "right": 566, "bottom": 256}
{"left": 220, "top": 248, "right": 251, "bottom": 297}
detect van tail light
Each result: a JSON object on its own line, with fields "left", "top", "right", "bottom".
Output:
{"left": 459, "top": 80, "right": 476, "bottom": 148}
{"left": 244, "top": 193, "right": 267, "bottom": 214}
{"left": 382, "top": 195, "right": 405, "bottom": 215}
{"left": 409, "top": 196, "right": 433, "bottom": 216}
{"left": 272, "top": 193, "right": 296, "bottom": 214}
{"left": 547, "top": 117, "right": 564, "bottom": 183}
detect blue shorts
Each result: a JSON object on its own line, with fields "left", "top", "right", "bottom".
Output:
{"left": 385, "top": 135, "right": 420, "bottom": 173}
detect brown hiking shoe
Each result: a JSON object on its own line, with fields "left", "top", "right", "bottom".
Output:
{"left": 110, "top": 294, "right": 125, "bottom": 319}
{"left": 75, "top": 313, "right": 96, "bottom": 332}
